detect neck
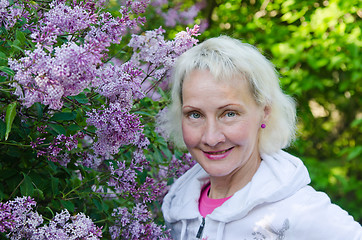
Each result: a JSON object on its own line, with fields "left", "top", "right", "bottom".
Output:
{"left": 208, "top": 153, "right": 261, "bottom": 199}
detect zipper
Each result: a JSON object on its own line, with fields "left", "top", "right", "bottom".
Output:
{"left": 196, "top": 217, "right": 205, "bottom": 239}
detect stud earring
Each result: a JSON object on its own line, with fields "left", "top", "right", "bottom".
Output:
{"left": 261, "top": 124, "right": 266, "bottom": 129}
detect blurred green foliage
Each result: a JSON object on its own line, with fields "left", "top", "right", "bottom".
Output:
{"left": 193, "top": 0, "right": 361, "bottom": 222}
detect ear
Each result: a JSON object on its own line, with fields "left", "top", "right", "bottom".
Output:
{"left": 262, "top": 105, "right": 271, "bottom": 123}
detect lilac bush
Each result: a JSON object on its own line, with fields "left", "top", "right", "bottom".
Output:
{"left": 0, "top": 196, "right": 102, "bottom": 240}
{"left": 0, "top": 0, "right": 200, "bottom": 239}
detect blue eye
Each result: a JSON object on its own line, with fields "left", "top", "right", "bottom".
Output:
{"left": 189, "top": 112, "right": 201, "bottom": 119}
{"left": 226, "top": 111, "right": 236, "bottom": 117}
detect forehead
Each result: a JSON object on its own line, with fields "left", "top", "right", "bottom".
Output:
{"left": 182, "top": 69, "right": 250, "bottom": 93}
{"left": 182, "top": 69, "right": 256, "bottom": 105}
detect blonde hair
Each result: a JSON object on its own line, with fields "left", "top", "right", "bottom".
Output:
{"left": 159, "top": 36, "right": 296, "bottom": 154}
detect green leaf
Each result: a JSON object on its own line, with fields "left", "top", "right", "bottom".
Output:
{"left": 10, "top": 39, "right": 24, "bottom": 54}
{"left": 51, "top": 176, "right": 59, "bottom": 195}
{"left": 0, "top": 51, "right": 7, "bottom": 65}
{"left": 60, "top": 199, "right": 75, "bottom": 212}
{"left": 5, "top": 102, "right": 17, "bottom": 140}
{"left": 48, "top": 124, "right": 66, "bottom": 135}
{"left": 0, "top": 119, "right": 5, "bottom": 140}
{"left": 347, "top": 146, "right": 362, "bottom": 160}
{"left": 0, "top": 66, "right": 15, "bottom": 76}
{"left": 50, "top": 112, "right": 76, "bottom": 121}
{"left": 15, "top": 30, "right": 26, "bottom": 45}
{"left": 92, "top": 198, "right": 103, "bottom": 211}
{"left": 34, "top": 102, "right": 43, "bottom": 120}
{"left": 73, "top": 93, "right": 89, "bottom": 104}
{"left": 67, "top": 124, "right": 82, "bottom": 132}
{"left": 20, "top": 173, "right": 34, "bottom": 196}
{"left": 33, "top": 189, "right": 44, "bottom": 200}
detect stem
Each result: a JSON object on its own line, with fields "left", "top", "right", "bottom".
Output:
{"left": 9, "top": 177, "right": 24, "bottom": 199}
{"left": 62, "top": 173, "right": 109, "bottom": 199}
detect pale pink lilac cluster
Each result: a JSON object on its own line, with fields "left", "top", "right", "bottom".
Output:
{"left": 8, "top": 42, "right": 101, "bottom": 110}
{"left": 150, "top": 0, "right": 205, "bottom": 27}
{"left": 128, "top": 25, "right": 200, "bottom": 96}
{"left": 93, "top": 62, "right": 144, "bottom": 107}
{"left": 0, "top": 196, "right": 102, "bottom": 240}
{"left": 30, "top": 1, "right": 97, "bottom": 46}
{"left": 0, "top": 0, "right": 28, "bottom": 30}
{"left": 109, "top": 203, "right": 171, "bottom": 240}
{"left": 86, "top": 102, "right": 143, "bottom": 158}
{"left": 9, "top": 0, "right": 149, "bottom": 110}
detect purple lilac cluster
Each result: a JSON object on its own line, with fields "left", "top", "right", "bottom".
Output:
{"left": 9, "top": 0, "right": 149, "bottom": 110}
{"left": 30, "top": 1, "right": 97, "bottom": 46}
{"left": 109, "top": 203, "right": 171, "bottom": 240}
{"left": 168, "top": 153, "right": 197, "bottom": 179}
{"left": 31, "top": 130, "right": 83, "bottom": 167}
{"left": 107, "top": 146, "right": 167, "bottom": 202}
{"left": 94, "top": 62, "right": 144, "bottom": 107}
{"left": 0, "top": 196, "right": 102, "bottom": 239}
{"left": 128, "top": 25, "right": 200, "bottom": 97}
{"left": 86, "top": 102, "right": 143, "bottom": 158}
{"left": 8, "top": 40, "right": 100, "bottom": 110}
{"left": 86, "top": 61, "right": 147, "bottom": 159}
{"left": 0, "top": 1, "right": 28, "bottom": 30}
{"left": 150, "top": 0, "right": 205, "bottom": 27}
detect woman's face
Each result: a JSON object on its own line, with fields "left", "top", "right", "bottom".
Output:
{"left": 181, "top": 69, "right": 269, "bottom": 178}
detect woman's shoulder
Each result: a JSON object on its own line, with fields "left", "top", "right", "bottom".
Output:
{"left": 235, "top": 185, "right": 362, "bottom": 239}
{"left": 283, "top": 185, "right": 362, "bottom": 239}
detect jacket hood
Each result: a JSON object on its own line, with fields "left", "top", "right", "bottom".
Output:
{"left": 162, "top": 150, "right": 311, "bottom": 224}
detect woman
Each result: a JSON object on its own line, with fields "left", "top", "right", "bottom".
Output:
{"left": 160, "top": 36, "right": 362, "bottom": 240}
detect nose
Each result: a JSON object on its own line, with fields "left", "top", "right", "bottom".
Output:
{"left": 201, "top": 120, "right": 226, "bottom": 147}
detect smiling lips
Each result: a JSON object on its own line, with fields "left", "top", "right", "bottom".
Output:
{"left": 203, "top": 147, "right": 234, "bottom": 160}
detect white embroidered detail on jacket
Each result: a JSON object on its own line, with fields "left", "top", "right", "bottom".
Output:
{"left": 265, "top": 219, "right": 289, "bottom": 240}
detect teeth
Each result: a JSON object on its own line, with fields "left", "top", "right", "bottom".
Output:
{"left": 208, "top": 149, "right": 228, "bottom": 155}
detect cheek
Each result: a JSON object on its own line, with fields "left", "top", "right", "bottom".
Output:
{"left": 227, "top": 122, "right": 259, "bottom": 144}
{"left": 181, "top": 121, "right": 199, "bottom": 147}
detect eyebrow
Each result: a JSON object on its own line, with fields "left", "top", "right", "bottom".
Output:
{"left": 182, "top": 103, "right": 243, "bottom": 110}
{"left": 217, "top": 103, "right": 242, "bottom": 109}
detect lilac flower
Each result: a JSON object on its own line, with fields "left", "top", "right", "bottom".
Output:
{"left": 150, "top": 1, "right": 203, "bottom": 27}
{"left": 77, "top": 152, "right": 104, "bottom": 169}
{"left": 4, "top": 196, "right": 43, "bottom": 239}
{"left": 9, "top": 42, "right": 100, "bottom": 110}
{"left": 128, "top": 25, "right": 200, "bottom": 97}
{"left": 1, "top": 197, "right": 102, "bottom": 240}
{"left": 155, "top": 107, "right": 170, "bottom": 139}
{"left": 108, "top": 160, "right": 138, "bottom": 195}
{"left": 94, "top": 62, "right": 144, "bottom": 106}
{"left": 83, "top": 0, "right": 149, "bottom": 55}
{"left": 31, "top": 2, "right": 96, "bottom": 46}
{"left": 135, "top": 176, "right": 168, "bottom": 202}
{"left": 0, "top": 202, "right": 13, "bottom": 232}
{"left": 179, "top": 5, "right": 201, "bottom": 25}
{"left": 86, "top": 102, "right": 143, "bottom": 158}
{"left": 32, "top": 209, "right": 102, "bottom": 239}
{"left": 9, "top": 0, "right": 149, "bottom": 110}
{"left": 33, "top": 132, "right": 82, "bottom": 166}
{"left": 110, "top": 203, "right": 171, "bottom": 240}
{"left": 149, "top": 0, "right": 168, "bottom": 7}
{"left": 170, "top": 153, "right": 196, "bottom": 179}
{"left": 0, "top": 1, "right": 24, "bottom": 30}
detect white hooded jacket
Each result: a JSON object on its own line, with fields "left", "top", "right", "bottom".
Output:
{"left": 162, "top": 151, "right": 362, "bottom": 240}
